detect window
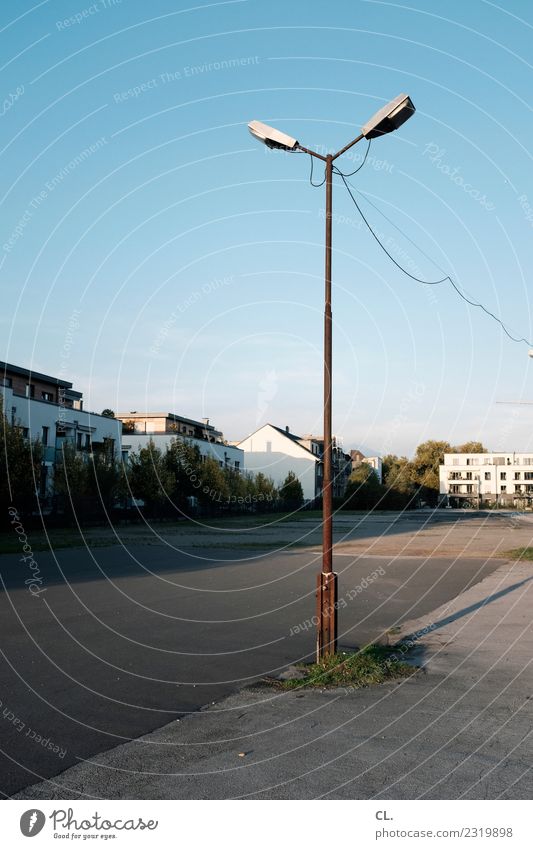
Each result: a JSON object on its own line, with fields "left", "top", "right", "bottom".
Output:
{"left": 42, "top": 391, "right": 54, "bottom": 402}
{"left": 484, "top": 472, "right": 491, "bottom": 480}
{"left": 235, "top": 461, "right": 240, "bottom": 470}
{"left": 515, "top": 472, "right": 521, "bottom": 480}
{"left": 77, "top": 433, "right": 83, "bottom": 449}
{"left": 515, "top": 485, "right": 522, "bottom": 493}
{"left": 500, "top": 472, "right": 507, "bottom": 480}
{"left": 25, "top": 383, "right": 34, "bottom": 398}
{"left": 501, "top": 485, "right": 506, "bottom": 492}
{"left": 1, "top": 376, "right": 12, "bottom": 388}
{"left": 466, "top": 485, "right": 473, "bottom": 493}
{"left": 42, "top": 426, "right": 49, "bottom": 446}
{"left": 452, "top": 458, "right": 459, "bottom": 466}
{"left": 22, "top": 427, "right": 29, "bottom": 439}
{"left": 466, "top": 472, "right": 472, "bottom": 480}
{"left": 466, "top": 458, "right": 472, "bottom": 465}
{"left": 525, "top": 472, "right": 533, "bottom": 480}
{"left": 522, "top": 457, "right": 532, "bottom": 465}
{"left": 85, "top": 434, "right": 90, "bottom": 449}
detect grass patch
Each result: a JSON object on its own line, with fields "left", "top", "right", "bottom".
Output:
{"left": 270, "top": 644, "right": 417, "bottom": 690}
{"left": 503, "top": 547, "right": 533, "bottom": 562}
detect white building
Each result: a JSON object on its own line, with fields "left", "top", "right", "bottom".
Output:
{"left": 118, "top": 411, "right": 243, "bottom": 471}
{"left": 1, "top": 361, "right": 122, "bottom": 501}
{"left": 237, "top": 424, "right": 352, "bottom": 501}
{"left": 440, "top": 452, "right": 533, "bottom": 508}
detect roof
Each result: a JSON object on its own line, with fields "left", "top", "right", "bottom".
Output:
{"left": 0, "top": 361, "right": 73, "bottom": 388}
{"left": 115, "top": 412, "right": 221, "bottom": 433}
{"left": 238, "top": 423, "right": 319, "bottom": 460}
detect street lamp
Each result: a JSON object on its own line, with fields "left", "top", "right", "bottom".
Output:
{"left": 248, "top": 94, "right": 415, "bottom": 660}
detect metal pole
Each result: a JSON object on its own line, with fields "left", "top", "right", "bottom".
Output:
{"left": 316, "top": 153, "right": 338, "bottom": 661}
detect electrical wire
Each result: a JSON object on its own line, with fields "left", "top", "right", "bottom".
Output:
{"left": 334, "top": 138, "right": 372, "bottom": 177}
{"left": 336, "top": 171, "right": 533, "bottom": 347}
{"left": 309, "top": 154, "right": 326, "bottom": 187}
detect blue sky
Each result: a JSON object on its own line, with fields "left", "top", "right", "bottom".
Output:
{"left": 2, "top": 0, "right": 533, "bottom": 456}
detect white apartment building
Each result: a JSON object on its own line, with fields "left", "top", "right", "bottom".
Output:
{"left": 1, "top": 361, "right": 122, "bottom": 501}
{"left": 440, "top": 452, "right": 533, "bottom": 508}
{"left": 118, "top": 412, "right": 244, "bottom": 471}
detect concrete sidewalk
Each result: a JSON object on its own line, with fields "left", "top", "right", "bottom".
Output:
{"left": 14, "top": 559, "right": 533, "bottom": 800}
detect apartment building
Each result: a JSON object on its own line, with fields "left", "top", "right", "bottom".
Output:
{"left": 117, "top": 412, "right": 243, "bottom": 471}
{"left": 1, "top": 361, "right": 122, "bottom": 500}
{"left": 440, "top": 452, "right": 533, "bottom": 508}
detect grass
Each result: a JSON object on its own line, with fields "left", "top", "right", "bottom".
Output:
{"left": 270, "top": 644, "right": 417, "bottom": 690}
{"left": 503, "top": 547, "right": 533, "bottom": 561}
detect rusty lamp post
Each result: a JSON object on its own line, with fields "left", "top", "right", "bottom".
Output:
{"left": 248, "top": 94, "right": 415, "bottom": 660}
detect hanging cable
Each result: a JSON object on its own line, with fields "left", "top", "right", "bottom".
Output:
{"left": 337, "top": 171, "right": 532, "bottom": 347}
{"left": 334, "top": 139, "right": 372, "bottom": 177}
{"left": 309, "top": 154, "right": 326, "bottom": 187}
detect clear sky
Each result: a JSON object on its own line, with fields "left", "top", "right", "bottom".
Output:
{"left": 2, "top": 0, "right": 533, "bottom": 457}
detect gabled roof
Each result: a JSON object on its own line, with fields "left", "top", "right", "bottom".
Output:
{"left": 238, "top": 423, "right": 319, "bottom": 460}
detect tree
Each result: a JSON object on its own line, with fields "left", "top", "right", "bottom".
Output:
{"left": 409, "top": 440, "right": 451, "bottom": 506}
{"left": 279, "top": 470, "right": 304, "bottom": 510}
{"left": 453, "top": 441, "right": 488, "bottom": 454}
{"left": 0, "top": 404, "right": 42, "bottom": 522}
{"left": 381, "top": 454, "right": 416, "bottom": 509}
{"left": 127, "top": 439, "right": 173, "bottom": 515}
{"left": 252, "top": 472, "right": 278, "bottom": 509}
{"left": 197, "top": 456, "right": 229, "bottom": 513}
{"left": 165, "top": 437, "right": 202, "bottom": 510}
{"left": 343, "top": 463, "right": 382, "bottom": 510}
{"left": 101, "top": 409, "right": 115, "bottom": 418}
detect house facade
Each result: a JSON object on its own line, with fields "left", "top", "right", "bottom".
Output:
{"left": 1, "top": 361, "right": 122, "bottom": 502}
{"left": 118, "top": 412, "right": 243, "bottom": 471}
{"left": 237, "top": 424, "right": 351, "bottom": 502}
{"left": 440, "top": 452, "right": 533, "bottom": 508}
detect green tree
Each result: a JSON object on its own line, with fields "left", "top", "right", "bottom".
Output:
{"left": 127, "top": 439, "right": 173, "bottom": 515}
{"left": 197, "top": 456, "right": 229, "bottom": 513}
{"left": 101, "top": 409, "right": 115, "bottom": 418}
{"left": 252, "top": 472, "right": 278, "bottom": 509}
{"left": 409, "top": 440, "right": 452, "bottom": 506}
{"left": 343, "top": 463, "right": 382, "bottom": 510}
{"left": 86, "top": 452, "right": 123, "bottom": 512}
{"left": 453, "top": 441, "right": 487, "bottom": 453}
{"left": 381, "top": 454, "right": 416, "bottom": 509}
{"left": 165, "top": 438, "right": 202, "bottom": 510}
{"left": 0, "top": 404, "right": 42, "bottom": 521}
{"left": 279, "top": 470, "right": 304, "bottom": 510}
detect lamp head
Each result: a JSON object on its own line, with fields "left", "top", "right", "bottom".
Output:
{"left": 362, "top": 94, "right": 415, "bottom": 140}
{"left": 248, "top": 120, "right": 299, "bottom": 151}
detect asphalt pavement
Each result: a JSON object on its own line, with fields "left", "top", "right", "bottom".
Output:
{"left": 0, "top": 539, "right": 503, "bottom": 796}
{"left": 13, "top": 558, "right": 532, "bottom": 801}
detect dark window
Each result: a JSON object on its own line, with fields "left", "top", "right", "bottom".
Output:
{"left": 500, "top": 472, "right": 507, "bottom": 480}
{"left": 501, "top": 485, "right": 507, "bottom": 492}
{"left": 25, "top": 384, "right": 34, "bottom": 398}
{"left": 525, "top": 472, "right": 533, "bottom": 480}
{"left": 484, "top": 472, "right": 491, "bottom": 480}
{"left": 515, "top": 472, "right": 521, "bottom": 480}
{"left": 42, "top": 426, "right": 49, "bottom": 446}
{"left": 42, "top": 391, "right": 54, "bottom": 402}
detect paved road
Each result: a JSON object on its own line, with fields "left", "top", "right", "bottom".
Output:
{"left": 0, "top": 541, "right": 503, "bottom": 796}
